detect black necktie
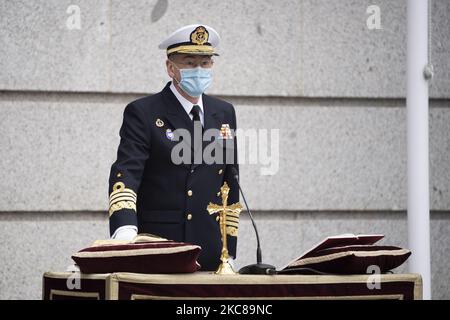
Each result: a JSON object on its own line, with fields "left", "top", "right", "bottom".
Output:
{"left": 190, "top": 105, "right": 201, "bottom": 123}
{"left": 190, "top": 105, "right": 202, "bottom": 164}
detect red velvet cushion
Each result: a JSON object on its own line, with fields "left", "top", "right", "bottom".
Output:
{"left": 72, "top": 241, "right": 201, "bottom": 274}
{"left": 283, "top": 245, "right": 411, "bottom": 275}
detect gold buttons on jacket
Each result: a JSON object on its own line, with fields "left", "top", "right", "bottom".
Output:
{"left": 116, "top": 172, "right": 122, "bottom": 178}
{"left": 156, "top": 118, "right": 164, "bottom": 127}
{"left": 216, "top": 216, "right": 219, "bottom": 221}
{"left": 218, "top": 169, "right": 223, "bottom": 175}
{"left": 187, "top": 190, "right": 193, "bottom": 196}
{"left": 187, "top": 213, "right": 193, "bottom": 220}
{"left": 217, "top": 192, "right": 220, "bottom": 196}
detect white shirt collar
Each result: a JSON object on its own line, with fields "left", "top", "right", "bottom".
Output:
{"left": 169, "top": 82, "right": 204, "bottom": 125}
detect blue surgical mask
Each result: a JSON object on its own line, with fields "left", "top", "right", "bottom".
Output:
{"left": 173, "top": 65, "right": 213, "bottom": 97}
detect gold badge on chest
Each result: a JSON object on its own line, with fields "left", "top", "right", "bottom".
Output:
{"left": 219, "top": 124, "right": 233, "bottom": 140}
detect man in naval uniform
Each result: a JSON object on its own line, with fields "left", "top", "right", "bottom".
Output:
{"left": 108, "top": 24, "right": 239, "bottom": 271}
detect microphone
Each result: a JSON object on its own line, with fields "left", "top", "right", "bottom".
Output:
{"left": 230, "top": 167, "right": 276, "bottom": 275}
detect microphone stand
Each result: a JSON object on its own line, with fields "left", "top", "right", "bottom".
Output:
{"left": 231, "top": 168, "right": 276, "bottom": 275}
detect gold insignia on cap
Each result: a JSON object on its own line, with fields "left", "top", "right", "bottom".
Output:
{"left": 190, "top": 26, "right": 209, "bottom": 45}
{"left": 156, "top": 118, "right": 164, "bottom": 127}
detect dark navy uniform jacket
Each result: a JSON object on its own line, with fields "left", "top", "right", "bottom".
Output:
{"left": 108, "top": 82, "right": 239, "bottom": 271}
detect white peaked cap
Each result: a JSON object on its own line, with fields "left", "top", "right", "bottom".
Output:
{"left": 159, "top": 24, "right": 220, "bottom": 56}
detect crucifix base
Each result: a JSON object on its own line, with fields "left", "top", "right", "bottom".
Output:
{"left": 215, "top": 261, "right": 236, "bottom": 275}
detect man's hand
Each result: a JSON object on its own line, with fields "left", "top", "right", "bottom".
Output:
{"left": 111, "top": 225, "right": 138, "bottom": 241}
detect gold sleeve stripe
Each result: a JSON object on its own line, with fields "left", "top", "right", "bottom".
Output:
{"left": 108, "top": 182, "right": 138, "bottom": 216}
{"left": 109, "top": 192, "right": 137, "bottom": 201}
{"left": 109, "top": 201, "right": 136, "bottom": 217}
{"left": 109, "top": 196, "right": 137, "bottom": 207}
{"left": 110, "top": 189, "right": 137, "bottom": 199}
{"left": 109, "top": 192, "right": 137, "bottom": 203}
{"left": 226, "top": 226, "right": 238, "bottom": 237}
{"left": 109, "top": 188, "right": 136, "bottom": 198}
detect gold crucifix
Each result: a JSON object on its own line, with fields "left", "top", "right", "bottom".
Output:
{"left": 207, "top": 182, "right": 242, "bottom": 275}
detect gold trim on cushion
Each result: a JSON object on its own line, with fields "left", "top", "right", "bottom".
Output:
{"left": 43, "top": 272, "right": 110, "bottom": 280}
{"left": 288, "top": 249, "right": 411, "bottom": 268}
{"left": 129, "top": 294, "right": 404, "bottom": 300}
{"left": 72, "top": 245, "right": 201, "bottom": 259}
{"left": 133, "top": 233, "right": 167, "bottom": 242}
{"left": 50, "top": 289, "right": 100, "bottom": 300}
{"left": 414, "top": 275, "right": 423, "bottom": 300}
{"left": 110, "top": 272, "right": 422, "bottom": 286}
{"left": 106, "top": 274, "right": 119, "bottom": 300}
{"left": 43, "top": 273, "right": 109, "bottom": 300}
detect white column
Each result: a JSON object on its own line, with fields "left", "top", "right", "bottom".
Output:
{"left": 407, "top": 0, "right": 431, "bottom": 300}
